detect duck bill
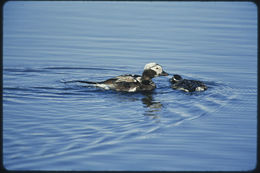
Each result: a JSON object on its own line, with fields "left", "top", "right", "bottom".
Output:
{"left": 160, "top": 71, "right": 169, "bottom": 76}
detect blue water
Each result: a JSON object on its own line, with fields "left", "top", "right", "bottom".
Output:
{"left": 3, "top": 1, "right": 257, "bottom": 171}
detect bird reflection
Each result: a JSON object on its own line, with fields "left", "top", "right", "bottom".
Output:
{"left": 141, "top": 92, "right": 163, "bottom": 118}
{"left": 109, "top": 91, "right": 163, "bottom": 119}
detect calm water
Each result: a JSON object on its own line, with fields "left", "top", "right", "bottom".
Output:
{"left": 3, "top": 1, "right": 257, "bottom": 171}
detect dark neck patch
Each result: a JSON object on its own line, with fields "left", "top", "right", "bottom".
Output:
{"left": 141, "top": 80, "right": 151, "bottom": 85}
{"left": 142, "top": 69, "right": 156, "bottom": 80}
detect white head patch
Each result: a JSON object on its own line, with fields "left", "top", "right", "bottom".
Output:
{"left": 144, "top": 62, "right": 158, "bottom": 70}
{"left": 144, "top": 62, "right": 164, "bottom": 76}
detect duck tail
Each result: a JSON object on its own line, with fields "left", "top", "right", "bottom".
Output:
{"left": 77, "top": 80, "right": 98, "bottom": 84}
{"left": 62, "top": 80, "right": 98, "bottom": 84}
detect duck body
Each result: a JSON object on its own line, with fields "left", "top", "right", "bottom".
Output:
{"left": 170, "top": 74, "right": 207, "bottom": 92}
{"left": 94, "top": 74, "right": 155, "bottom": 92}
{"left": 76, "top": 63, "right": 168, "bottom": 92}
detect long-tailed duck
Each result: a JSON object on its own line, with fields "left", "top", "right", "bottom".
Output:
{"left": 74, "top": 63, "right": 168, "bottom": 92}
{"left": 170, "top": 74, "right": 207, "bottom": 92}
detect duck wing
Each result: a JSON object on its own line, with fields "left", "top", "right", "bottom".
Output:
{"left": 100, "top": 74, "right": 142, "bottom": 92}
{"left": 103, "top": 74, "right": 141, "bottom": 84}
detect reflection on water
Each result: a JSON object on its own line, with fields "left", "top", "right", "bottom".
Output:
{"left": 63, "top": 80, "right": 164, "bottom": 118}
{"left": 141, "top": 92, "right": 163, "bottom": 118}
{"left": 66, "top": 80, "right": 165, "bottom": 118}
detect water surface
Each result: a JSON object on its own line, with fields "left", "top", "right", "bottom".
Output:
{"left": 3, "top": 1, "right": 257, "bottom": 171}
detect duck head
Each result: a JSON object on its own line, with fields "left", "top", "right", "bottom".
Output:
{"left": 142, "top": 62, "right": 168, "bottom": 80}
{"left": 171, "top": 74, "right": 183, "bottom": 83}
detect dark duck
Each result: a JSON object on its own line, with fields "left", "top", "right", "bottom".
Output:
{"left": 170, "top": 74, "right": 207, "bottom": 92}
{"left": 74, "top": 63, "right": 168, "bottom": 92}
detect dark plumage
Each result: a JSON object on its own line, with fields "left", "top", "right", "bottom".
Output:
{"left": 170, "top": 74, "right": 207, "bottom": 92}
